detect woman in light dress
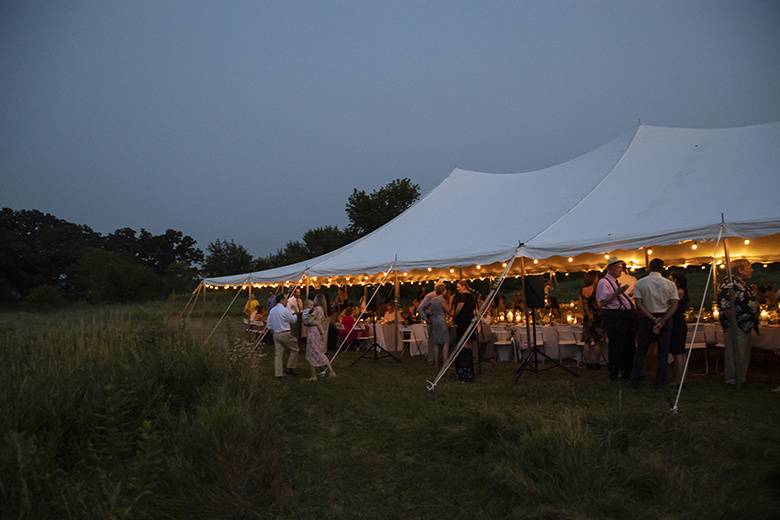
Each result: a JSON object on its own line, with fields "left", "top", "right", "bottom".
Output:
{"left": 304, "top": 294, "right": 336, "bottom": 381}
{"left": 418, "top": 283, "right": 451, "bottom": 367}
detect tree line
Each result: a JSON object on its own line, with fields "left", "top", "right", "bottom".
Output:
{"left": 0, "top": 178, "right": 420, "bottom": 306}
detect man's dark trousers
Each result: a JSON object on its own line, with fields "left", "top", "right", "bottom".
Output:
{"left": 631, "top": 313, "right": 673, "bottom": 389}
{"left": 602, "top": 309, "right": 635, "bottom": 380}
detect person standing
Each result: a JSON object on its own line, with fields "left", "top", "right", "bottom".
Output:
{"left": 452, "top": 280, "right": 476, "bottom": 381}
{"left": 303, "top": 294, "right": 336, "bottom": 381}
{"left": 267, "top": 294, "right": 300, "bottom": 379}
{"left": 718, "top": 259, "right": 759, "bottom": 386}
{"left": 417, "top": 284, "right": 450, "bottom": 367}
{"left": 668, "top": 271, "right": 689, "bottom": 383}
{"left": 630, "top": 259, "right": 679, "bottom": 389}
{"left": 580, "top": 271, "right": 605, "bottom": 370}
{"left": 267, "top": 291, "right": 278, "bottom": 316}
{"left": 287, "top": 287, "right": 304, "bottom": 345}
{"left": 597, "top": 257, "right": 636, "bottom": 381}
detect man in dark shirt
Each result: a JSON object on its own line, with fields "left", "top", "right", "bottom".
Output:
{"left": 452, "top": 280, "right": 476, "bottom": 342}
{"left": 451, "top": 280, "right": 477, "bottom": 381}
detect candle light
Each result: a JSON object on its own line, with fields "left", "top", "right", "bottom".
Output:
{"left": 566, "top": 314, "right": 574, "bottom": 324}
{"left": 713, "top": 307, "right": 720, "bottom": 320}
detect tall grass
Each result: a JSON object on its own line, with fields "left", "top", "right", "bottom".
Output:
{"left": 0, "top": 306, "right": 287, "bottom": 519}
{"left": 2, "top": 302, "right": 779, "bottom": 519}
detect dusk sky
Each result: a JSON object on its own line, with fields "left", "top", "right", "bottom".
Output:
{"left": 2, "top": 1, "right": 779, "bottom": 257}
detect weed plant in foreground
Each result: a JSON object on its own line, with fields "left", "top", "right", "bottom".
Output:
{"left": 0, "top": 306, "right": 288, "bottom": 519}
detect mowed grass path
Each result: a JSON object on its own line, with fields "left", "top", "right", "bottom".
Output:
{"left": 272, "top": 350, "right": 780, "bottom": 519}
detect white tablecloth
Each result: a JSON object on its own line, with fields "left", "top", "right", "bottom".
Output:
{"left": 699, "top": 323, "right": 780, "bottom": 352}
{"left": 489, "top": 324, "right": 583, "bottom": 362}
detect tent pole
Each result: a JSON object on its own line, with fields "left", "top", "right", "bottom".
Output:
{"left": 204, "top": 283, "right": 246, "bottom": 346}
{"left": 672, "top": 226, "right": 724, "bottom": 412}
{"left": 711, "top": 258, "right": 718, "bottom": 309}
{"left": 184, "top": 283, "right": 203, "bottom": 320}
{"left": 426, "top": 250, "right": 518, "bottom": 392}
{"left": 394, "top": 256, "right": 400, "bottom": 354}
{"left": 722, "top": 236, "right": 742, "bottom": 388}
{"left": 329, "top": 261, "right": 396, "bottom": 366}
{"left": 180, "top": 282, "right": 202, "bottom": 319}
{"left": 201, "top": 281, "right": 207, "bottom": 321}
{"left": 521, "top": 257, "right": 531, "bottom": 358}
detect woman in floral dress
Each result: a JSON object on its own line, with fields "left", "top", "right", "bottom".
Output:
{"left": 304, "top": 294, "right": 336, "bottom": 381}
{"left": 580, "top": 271, "right": 606, "bottom": 370}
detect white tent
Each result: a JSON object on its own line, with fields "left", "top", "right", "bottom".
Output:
{"left": 204, "top": 128, "right": 635, "bottom": 286}
{"left": 203, "top": 121, "right": 780, "bottom": 288}
{"left": 520, "top": 122, "right": 780, "bottom": 262}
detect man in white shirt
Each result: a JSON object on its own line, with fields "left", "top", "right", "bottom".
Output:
{"left": 268, "top": 294, "right": 299, "bottom": 378}
{"left": 630, "top": 258, "right": 679, "bottom": 389}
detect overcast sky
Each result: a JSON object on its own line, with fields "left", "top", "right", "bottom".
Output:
{"left": 2, "top": 0, "right": 779, "bottom": 257}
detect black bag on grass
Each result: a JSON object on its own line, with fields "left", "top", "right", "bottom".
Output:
{"left": 455, "top": 347, "right": 475, "bottom": 382}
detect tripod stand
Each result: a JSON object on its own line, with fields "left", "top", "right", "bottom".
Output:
{"left": 350, "top": 311, "right": 402, "bottom": 366}
{"left": 514, "top": 308, "right": 579, "bottom": 382}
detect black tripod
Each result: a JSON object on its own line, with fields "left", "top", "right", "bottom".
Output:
{"left": 514, "top": 308, "right": 579, "bottom": 382}
{"left": 350, "top": 311, "right": 402, "bottom": 366}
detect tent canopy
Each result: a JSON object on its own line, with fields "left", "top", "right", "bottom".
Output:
{"left": 521, "top": 122, "right": 780, "bottom": 260}
{"left": 204, "top": 128, "right": 634, "bottom": 286}
{"left": 203, "top": 122, "right": 780, "bottom": 288}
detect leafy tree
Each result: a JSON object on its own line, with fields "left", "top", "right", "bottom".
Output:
{"left": 0, "top": 208, "right": 100, "bottom": 301}
{"left": 203, "top": 240, "right": 254, "bottom": 277}
{"left": 74, "top": 247, "right": 162, "bottom": 303}
{"left": 302, "top": 226, "right": 352, "bottom": 258}
{"left": 105, "top": 227, "right": 203, "bottom": 274}
{"left": 345, "top": 178, "right": 421, "bottom": 237}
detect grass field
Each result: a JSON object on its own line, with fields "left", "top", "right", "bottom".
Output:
{"left": 2, "top": 300, "right": 779, "bottom": 519}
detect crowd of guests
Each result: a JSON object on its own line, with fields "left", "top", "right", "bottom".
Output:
{"left": 242, "top": 255, "right": 768, "bottom": 389}
{"left": 582, "top": 256, "right": 763, "bottom": 389}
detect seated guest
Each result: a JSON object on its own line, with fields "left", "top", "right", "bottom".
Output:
{"left": 249, "top": 305, "right": 266, "bottom": 323}
{"left": 405, "top": 298, "right": 420, "bottom": 324}
{"left": 243, "top": 295, "right": 259, "bottom": 319}
{"left": 383, "top": 303, "right": 397, "bottom": 323}
{"left": 339, "top": 304, "right": 361, "bottom": 346}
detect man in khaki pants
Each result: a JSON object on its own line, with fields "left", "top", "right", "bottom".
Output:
{"left": 718, "top": 259, "right": 759, "bottom": 386}
{"left": 267, "top": 294, "right": 299, "bottom": 378}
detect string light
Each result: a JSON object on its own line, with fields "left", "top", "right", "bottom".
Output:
{"left": 691, "top": 243, "right": 698, "bottom": 250}
{"left": 646, "top": 248, "right": 653, "bottom": 255}
{"left": 502, "top": 262, "right": 507, "bottom": 267}
{"left": 744, "top": 239, "right": 750, "bottom": 246}
{"left": 449, "top": 268, "right": 455, "bottom": 274}
{"left": 604, "top": 254, "right": 610, "bottom": 260}
{"left": 567, "top": 257, "right": 574, "bottom": 263}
